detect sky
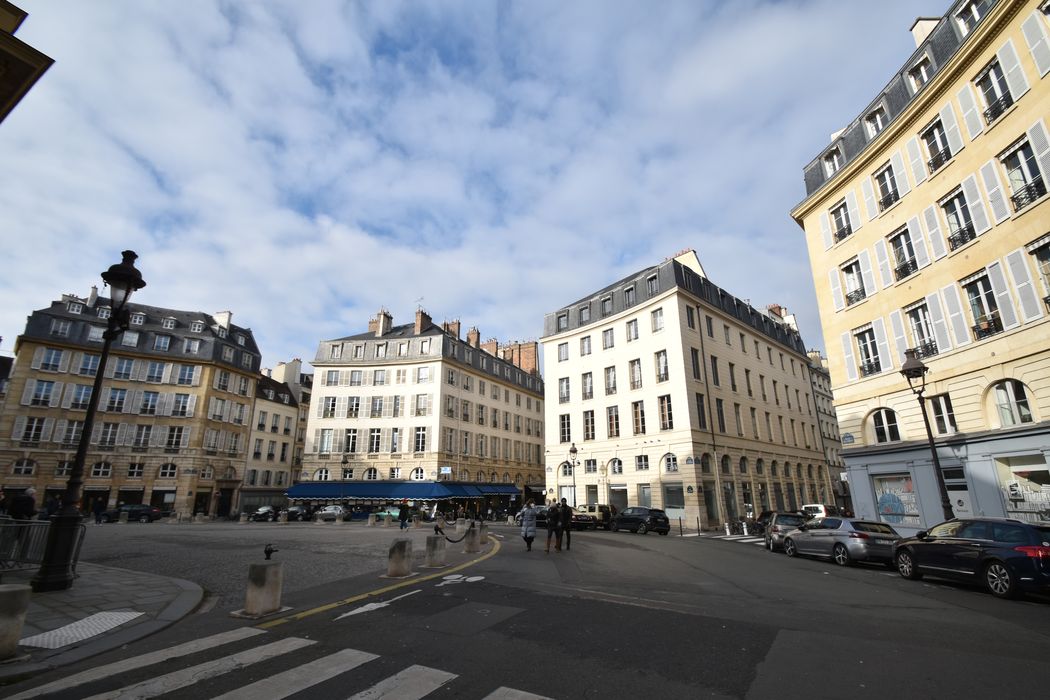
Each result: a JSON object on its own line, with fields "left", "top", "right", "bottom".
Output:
{"left": 1, "top": 0, "right": 949, "bottom": 374}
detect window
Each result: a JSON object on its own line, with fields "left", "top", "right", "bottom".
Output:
{"left": 855, "top": 327, "right": 881, "bottom": 376}
{"left": 607, "top": 406, "right": 620, "bottom": 437}
{"left": 632, "top": 401, "right": 646, "bottom": 435}
{"left": 976, "top": 60, "right": 1012, "bottom": 124}
{"left": 318, "top": 429, "right": 333, "bottom": 453}
{"left": 650, "top": 308, "right": 664, "bottom": 332}
{"left": 189, "top": 321, "right": 204, "bottom": 333}
{"left": 71, "top": 384, "right": 92, "bottom": 410}
{"left": 866, "top": 106, "right": 887, "bottom": 138}
{"left": 604, "top": 366, "right": 616, "bottom": 395}
{"left": 369, "top": 428, "right": 381, "bottom": 453}
{"left": 559, "top": 414, "right": 571, "bottom": 443}
{"left": 153, "top": 335, "right": 170, "bottom": 351}
{"left": 1033, "top": 240, "right": 1050, "bottom": 301}
{"left": 121, "top": 331, "right": 139, "bottom": 347}
{"left": 889, "top": 228, "right": 918, "bottom": 281}
{"left": 823, "top": 149, "right": 842, "bottom": 177}
{"left": 79, "top": 353, "right": 100, "bottom": 377}
{"left": 582, "top": 372, "right": 593, "bottom": 400}
{"left": 728, "top": 363, "right": 737, "bottom": 391}
{"left": 558, "top": 377, "right": 570, "bottom": 404}
{"left": 734, "top": 403, "right": 743, "bottom": 436}
{"left": 705, "top": 315, "right": 713, "bottom": 337}
{"left": 416, "top": 367, "right": 430, "bottom": 383}
{"left": 695, "top": 393, "right": 707, "bottom": 430}
{"left": 414, "top": 427, "right": 427, "bottom": 452}
{"left": 993, "top": 379, "right": 1033, "bottom": 426}
{"left": 686, "top": 306, "right": 695, "bottom": 329}
{"left": 578, "top": 306, "right": 590, "bottom": 323}
{"left": 140, "top": 391, "right": 159, "bottom": 415}
{"left": 601, "top": 297, "right": 613, "bottom": 316}
{"left": 922, "top": 120, "right": 952, "bottom": 173}
{"left": 364, "top": 467, "right": 378, "bottom": 481}
{"left": 646, "top": 275, "right": 659, "bottom": 295}
{"left": 962, "top": 273, "right": 1003, "bottom": 339}
{"left": 182, "top": 338, "right": 199, "bottom": 354}
{"left": 710, "top": 356, "right": 720, "bottom": 386}
{"left": 715, "top": 399, "right": 726, "bottom": 433}
{"left": 129, "top": 312, "right": 145, "bottom": 326}
{"left": 655, "top": 350, "right": 669, "bottom": 382}
{"left": 744, "top": 369, "right": 752, "bottom": 397}
{"left": 626, "top": 319, "right": 638, "bottom": 342}
{"left": 690, "top": 348, "right": 702, "bottom": 380}
{"left": 350, "top": 370, "right": 363, "bottom": 386}
{"left": 658, "top": 395, "right": 673, "bottom": 430}
{"left": 635, "top": 455, "right": 649, "bottom": 471}
{"left": 872, "top": 408, "right": 901, "bottom": 443}
{"left": 50, "top": 318, "right": 71, "bottom": 337}
{"left": 611, "top": 459, "right": 623, "bottom": 475}
{"left": 92, "top": 461, "right": 112, "bottom": 478}
{"left": 874, "top": 163, "right": 900, "bottom": 210}
{"left": 583, "top": 410, "right": 595, "bottom": 440}
{"left": 930, "top": 394, "right": 957, "bottom": 434}
{"left": 909, "top": 56, "right": 932, "bottom": 92}
{"left": 906, "top": 302, "right": 938, "bottom": 357}
{"left": 146, "top": 361, "right": 165, "bottom": 382}
{"left": 942, "top": 190, "right": 976, "bottom": 250}
{"left": 623, "top": 286, "right": 636, "bottom": 307}
{"left": 374, "top": 343, "right": 387, "bottom": 359}
{"left": 580, "top": 336, "right": 592, "bottom": 356}
{"left": 629, "top": 359, "right": 642, "bottom": 390}
{"left": 106, "top": 388, "right": 127, "bottom": 412}
{"left": 30, "top": 379, "right": 55, "bottom": 406}
{"left": 87, "top": 325, "right": 104, "bottom": 342}
{"left": 842, "top": 259, "right": 867, "bottom": 305}
{"left": 602, "top": 328, "right": 614, "bottom": 349}
{"left": 830, "top": 200, "right": 852, "bottom": 241}
{"left": 373, "top": 369, "right": 386, "bottom": 386}
{"left": 556, "top": 313, "right": 568, "bottom": 331}
{"left": 956, "top": 0, "right": 990, "bottom": 36}
{"left": 165, "top": 426, "right": 183, "bottom": 449}
{"left": 1001, "top": 140, "right": 1047, "bottom": 212}
{"left": 172, "top": 394, "right": 190, "bottom": 416}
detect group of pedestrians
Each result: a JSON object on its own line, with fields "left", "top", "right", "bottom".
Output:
{"left": 518, "top": 497, "right": 573, "bottom": 553}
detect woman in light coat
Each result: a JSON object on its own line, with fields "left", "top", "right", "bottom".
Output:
{"left": 519, "top": 499, "right": 538, "bottom": 551}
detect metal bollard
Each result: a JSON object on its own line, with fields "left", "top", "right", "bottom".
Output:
{"left": 724, "top": 522, "right": 731, "bottom": 536}
{"left": 0, "top": 584, "right": 32, "bottom": 660}
{"left": 742, "top": 522, "right": 749, "bottom": 536}
{"left": 387, "top": 538, "right": 413, "bottom": 577}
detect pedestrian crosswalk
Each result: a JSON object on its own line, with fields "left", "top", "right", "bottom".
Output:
{"left": 698, "top": 533, "right": 768, "bottom": 547}
{"left": 8, "top": 627, "right": 552, "bottom": 700}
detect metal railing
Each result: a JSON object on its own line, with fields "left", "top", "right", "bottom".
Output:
{"left": 845, "top": 288, "right": 867, "bottom": 306}
{"left": 947, "top": 223, "right": 977, "bottom": 251}
{"left": 1010, "top": 178, "right": 1046, "bottom": 212}
{"left": 983, "top": 92, "right": 1013, "bottom": 124}
{"left": 878, "top": 189, "right": 900, "bottom": 211}
{"left": 972, "top": 314, "right": 1004, "bottom": 341}
{"left": 1044, "top": 295, "right": 1050, "bottom": 314}
{"left": 0, "top": 519, "right": 87, "bottom": 578}
{"left": 859, "top": 360, "right": 882, "bottom": 377}
{"left": 894, "top": 258, "right": 918, "bottom": 281}
{"left": 927, "top": 146, "right": 952, "bottom": 173}
{"left": 911, "top": 340, "right": 939, "bottom": 359}
{"left": 833, "top": 224, "right": 853, "bottom": 242}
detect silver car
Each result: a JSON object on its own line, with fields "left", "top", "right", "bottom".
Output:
{"left": 316, "top": 505, "right": 350, "bottom": 522}
{"left": 782, "top": 517, "right": 900, "bottom": 567}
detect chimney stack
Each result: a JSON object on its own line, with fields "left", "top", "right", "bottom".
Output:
{"left": 414, "top": 308, "right": 432, "bottom": 334}
{"left": 214, "top": 311, "right": 233, "bottom": 329}
{"left": 910, "top": 17, "right": 939, "bottom": 47}
{"left": 442, "top": 319, "right": 461, "bottom": 338}
{"left": 375, "top": 308, "right": 393, "bottom": 337}
{"left": 467, "top": 327, "right": 481, "bottom": 348}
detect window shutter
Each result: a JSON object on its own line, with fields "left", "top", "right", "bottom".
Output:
{"left": 926, "top": 292, "right": 953, "bottom": 353}
{"left": 11, "top": 416, "right": 26, "bottom": 439}
{"left": 103, "top": 357, "right": 116, "bottom": 378}
{"left": 997, "top": 39, "right": 1030, "bottom": 100}
{"left": 333, "top": 431, "right": 344, "bottom": 453}
{"left": 132, "top": 362, "right": 147, "bottom": 381}
{"left": 1027, "top": 120, "right": 1050, "bottom": 191}
{"left": 312, "top": 428, "right": 321, "bottom": 453}
{"left": 383, "top": 398, "right": 395, "bottom": 418}
{"left": 58, "top": 352, "right": 71, "bottom": 373}
{"left": 336, "top": 396, "right": 347, "bottom": 417}
{"left": 208, "top": 397, "right": 218, "bottom": 418}
{"left": 151, "top": 426, "right": 165, "bottom": 447}
{"left": 871, "top": 318, "right": 893, "bottom": 371}
{"left": 940, "top": 103, "right": 964, "bottom": 156}
{"left": 891, "top": 150, "right": 910, "bottom": 197}
{"left": 889, "top": 310, "right": 908, "bottom": 365}
{"left": 874, "top": 239, "right": 893, "bottom": 289}
{"left": 48, "top": 381, "right": 63, "bottom": 407}
{"left": 61, "top": 384, "right": 74, "bottom": 409}
{"left": 987, "top": 260, "right": 1020, "bottom": 330}
{"left": 979, "top": 161, "right": 1010, "bottom": 225}
{"left": 212, "top": 371, "right": 221, "bottom": 390}
{"left": 181, "top": 427, "right": 192, "bottom": 448}
{"left": 41, "top": 418, "right": 54, "bottom": 442}
{"left": 192, "top": 366, "right": 202, "bottom": 387}
{"left": 956, "top": 84, "right": 983, "bottom": 141}
{"left": 858, "top": 249, "right": 876, "bottom": 297}
{"left": 845, "top": 190, "right": 862, "bottom": 232}
{"left": 961, "top": 174, "right": 991, "bottom": 233}
{"left": 161, "top": 364, "right": 173, "bottom": 383}
{"left": 90, "top": 422, "right": 103, "bottom": 444}
{"left": 820, "top": 211, "right": 833, "bottom": 250}
{"left": 861, "top": 179, "right": 877, "bottom": 222}
{"left": 31, "top": 347, "right": 44, "bottom": 370}
{"left": 339, "top": 370, "right": 349, "bottom": 386}
{"left": 159, "top": 393, "right": 172, "bottom": 416}
{"left": 941, "top": 284, "right": 972, "bottom": 348}
{"left": 906, "top": 137, "right": 927, "bottom": 185}
{"left": 124, "top": 390, "right": 138, "bottom": 413}
{"left": 316, "top": 398, "right": 324, "bottom": 418}
{"left": 222, "top": 400, "right": 233, "bottom": 422}
{"left": 923, "top": 205, "right": 947, "bottom": 260}
{"left": 54, "top": 419, "right": 67, "bottom": 443}
{"left": 840, "top": 333, "right": 857, "bottom": 382}
{"left": 908, "top": 217, "right": 930, "bottom": 268}
{"left": 1022, "top": 12, "right": 1050, "bottom": 76}
{"left": 1005, "top": 248, "right": 1043, "bottom": 322}
{"left": 116, "top": 423, "right": 128, "bottom": 446}
{"left": 186, "top": 395, "right": 197, "bottom": 417}
{"left": 21, "top": 379, "right": 35, "bottom": 405}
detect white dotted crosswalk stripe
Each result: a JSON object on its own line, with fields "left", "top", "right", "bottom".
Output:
{"left": 6, "top": 627, "right": 267, "bottom": 700}
{"left": 81, "top": 637, "right": 316, "bottom": 700}
{"left": 347, "top": 664, "right": 458, "bottom": 700}
{"left": 482, "top": 688, "right": 555, "bottom": 700}
{"left": 213, "top": 647, "right": 379, "bottom": 700}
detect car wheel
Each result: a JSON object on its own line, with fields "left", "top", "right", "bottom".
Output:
{"left": 895, "top": 549, "right": 922, "bottom": 580}
{"left": 611, "top": 521, "right": 620, "bottom": 532}
{"left": 139, "top": 515, "right": 151, "bottom": 523}
{"left": 783, "top": 538, "right": 797, "bottom": 557}
{"left": 637, "top": 523, "right": 648, "bottom": 535}
{"left": 659, "top": 530, "right": 668, "bottom": 536}
{"left": 101, "top": 515, "right": 111, "bottom": 523}
{"left": 766, "top": 537, "right": 775, "bottom": 552}
{"left": 833, "top": 543, "right": 852, "bottom": 567}
{"left": 984, "top": 561, "right": 1018, "bottom": 599}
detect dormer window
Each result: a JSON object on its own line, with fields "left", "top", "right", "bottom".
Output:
{"left": 823, "top": 149, "right": 843, "bottom": 177}
{"left": 330, "top": 344, "right": 342, "bottom": 359}
{"left": 190, "top": 321, "right": 204, "bottom": 333}
{"left": 67, "top": 302, "right": 82, "bottom": 314}
{"left": 217, "top": 327, "right": 227, "bottom": 338}
{"left": 162, "top": 318, "right": 176, "bottom": 329}
{"left": 909, "top": 56, "right": 932, "bottom": 92}
{"left": 130, "top": 313, "right": 145, "bottom": 325}
{"left": 865, "top": 107, "right": 887, "bottom": 139}
{"left": 646, "top": 275, "right": 659, "bottom": 295}
{"left": 265, "top": 389, "right": 275, "bottom": 399}
{"left": 955, "top": 0, "right": 989, "bottom": 36}
{"left": 97, "top": 307, "right": 111, "bottom": 319}
{"left": 236, "top": 334, "right": 245, "bottom": 346}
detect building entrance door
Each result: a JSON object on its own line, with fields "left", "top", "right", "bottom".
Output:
{"left": 609, "top": 486, "right": 628, "bottom": 512}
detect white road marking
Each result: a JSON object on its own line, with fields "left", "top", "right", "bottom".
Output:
{"left": 82, "top": 637, "right": 315, "bottom": 700}
{"left": 347, "top": 664, "right": 457, "bottom": 699}
{"left": 19, "top": 612, "right": 144, "bottom": 649}
{"left": 213, "top": 647, "right": 378, "bottom": 700}
{"left": 483, "top": 687, "right": 555, "bottom": 699}
{"left": 335, "top": 590, "right": 422, "bottom": 620}
{"left": 5, "top": 627, "right": 267, "bottom": 700}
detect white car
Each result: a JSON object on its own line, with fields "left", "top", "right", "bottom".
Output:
{"left": 316, "top": 505, "right": 349, "bottom": 522}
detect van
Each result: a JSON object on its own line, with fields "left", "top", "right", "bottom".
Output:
{"left": 577, "top": 504, "right": 612, "bottom": 530}
{"left": 802, "top": 503, "right": 843, "bottom": 519}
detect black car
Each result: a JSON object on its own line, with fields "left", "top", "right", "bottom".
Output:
{"left": 515, "top": 506, "right": 549, "bottom": 529}
{"left": 101, "top": 504, "right": 162, "bottom": 523}
{"left": 893, "top": 518, "right": 1050, "bottom": 599}
{"left": 249, "top": 505, "right": 280, "bottom": 522}
{"left": 611, "top": 506, "right": 670, "bottom": 535}
{"left": 285, "top": 505, "right": 310, "bottom": 521}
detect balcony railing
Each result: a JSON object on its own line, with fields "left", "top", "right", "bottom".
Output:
{"left": 1010, "top": 178, "right": 1047, "bottom": 212}
{"left": 911, "top": 340, "right": 939, "bottom": 359}
{"left": 972, "top": 313, "right": 1004, "bottom": 341}
{"left": 878, "top": 189, "right": 900, "bottom": 211}
{"left": 859, "top": 360, "right": 882, "bottom": 377}
{"left": 1044, "top": 295, "right": 1050, "bottom": 313}
{"left": 845, "top": 288, "right": 867, "bottom": 306}
{"left": 833, "top": 224, "right": 853, "bottom": 242}
{"left": 894, "top": 258, "right": 918, "bottom": 281}
{"left": 983, "top": 92, "right": 1013, "bottom": 124}
{"left": 927, "top": 146, "right": 952, "bottom": 173}
{"left": 947, "top": 223, "right": 977, "bottom": 251}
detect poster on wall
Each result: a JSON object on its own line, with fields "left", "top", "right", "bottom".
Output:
{"left": 872, "top": 474, "right": 922, "bottom": 527}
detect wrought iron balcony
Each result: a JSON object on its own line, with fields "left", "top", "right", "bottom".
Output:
{"left": 1010, "top": 178, "right": 1047, "bottom": 212}
{"left": 845, "top": 288, "right": 867, "bottom": 306}
{"left": 894, "top": 258, "right": 918, "bottom": 281}
{"left": 859, "top": 360, "right": 882, "bottom": 377}
{"left": 927, "top": 147, "right": 952, "bottom": 173}
{"left": 878, "top": 189, "right": 900, "bottom": 211}
{"left": 911, "top": 340, "right": 939, "bottom": 359}
{"left": 833, "top": 224, "right": 853, "bottom": 242}
{"left": 972, "top": 313, "right": 1004, "bottom": 341}
{"left": 1044, "top": 295, "right": 1050, "bottom": 314}
{"left": 947, "top": 223, "right": 977, "bottom": 251}
{"left": 983, "top": 92, "right": 1013, "bottom": 124}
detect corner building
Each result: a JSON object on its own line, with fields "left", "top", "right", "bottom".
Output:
{"left": 540, "top": 250, "right": 833, "bottom": 527}
{"left": 792, "top": 0, "right": 1050, "bottom": 533}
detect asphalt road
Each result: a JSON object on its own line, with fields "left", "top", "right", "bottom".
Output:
{"left": 17, "top": 522, "right": 1050, "bottom": 698}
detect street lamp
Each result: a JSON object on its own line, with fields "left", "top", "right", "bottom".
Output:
{"left": 32, "top": 251, "right": 146, "bottom": 591}
{"left": 899, "top": 348, "right": 954, "bottom": 522}
{"left": 568, "top": 443, "right": 578, "bottom": 507}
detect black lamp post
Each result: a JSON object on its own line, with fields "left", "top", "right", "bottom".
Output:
{"left": 32, "top": 251, "right": 146, "bottom": 592}
{"left": 568, "top": 443, "right": 578, "bottom": 507}
{"left": 899, "top": 348, "right": 955, "bottom": 522}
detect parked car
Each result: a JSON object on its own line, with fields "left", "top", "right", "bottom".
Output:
{"left": 611, "top": 506, "right": 670, "bottom": 535}
{"left": 371, "top": 507, "right": 402, "bottom": 521}
{"left": 763, "top": 511, "right": 810, "bottom": 552}
{"left": 577, "top": 504, "right": 613, "bottom": 530}
{"left": 284, "top": 505, "right": 310, "bottom": 521}
{"left": 782, "top": 518, "right": 901, "bottom": 566}
{"left": 316, "top": 505, "right": 351, "bottom": 522}
{"left": 566, "top": 507, "right": 596, "bottom": 530}
{"left": 101, "top": 504, "right": 163, "bottom": 523}
{"left": 893, "top": 518, "right": 1050, "bottom": 599}
{"left": 249, "top": 505, "right": 280, "bottom": 522}
{"left": 801, "top": 503, "right": 843, "bottom": 519}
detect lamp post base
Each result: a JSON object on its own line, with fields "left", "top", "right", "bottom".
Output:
{"left": 30, "top": 514, "right": 83, "bottom": 592}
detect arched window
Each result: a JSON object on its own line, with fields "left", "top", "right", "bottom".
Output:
{"left": 562, "top": 462, "right": 573, "bottom": 476}
{"left": 476, "top": 471, "right": 485, "bottom": 482}
{"left": 721, "top": 455, "right": 731, "bottom": 474}
{"left": 461, "top": 469, "right": 470, "bottom": 481}
{"left": 410, "top": 467, "right": 425, "bottom": 481}
{"left": 700, "top": 454, "right": 712, "bottom": 474}
{"left": 490, "top": 471, "right": 498, "bottom": 483}
{"left": 12, "top": 458, "right": 35, "bottom": 475}
{"left": 993, "top": 379, "right": 1033, "bottom": 426}
{"left": 756, "top": 459, "right": 764, "bottom": 475}
{"left": 611, "top": 458, "right": 623, "bottom": 475}
{"left": 771, "top": 460, "right": 778, "bottom": 477}
{"left": 315, "top": 468, "right": 330, "bottom": 481}
{"left": 223, "top": 466, "right": 237, "bottom": 480}
{"left": 514, "top": 473, "right": 523, "bottom": 485}
{"left": 806, "top": 464, "right": 813, "bottom": 479}
{"left": 664, "top": 454, "right": 678, "bottom": 472}
{"left": 872, "top": 408, "right": 901, "bottom": 443}
{"left": 502, "top": 472, "right": 510, "bottom": 482}
{"left": 364, "top": 468, "right": 378, "bottom": 481}
{"left": 739, "top": 457, "right": 748, "bottom": 474}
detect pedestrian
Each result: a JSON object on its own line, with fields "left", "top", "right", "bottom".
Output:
{"left": 519, "top": 499, "right": 538, "bottom": 551}
{"left": 545, "top": 501, "right": 562, "bottom": 553}
{"left": 558, "top": 498, "right": 573, "bottom": 551}
{"left": 45, "top": 494, "right": 61, "bottom": 518}
{"left": 398, "top": 500, "right": 410, "bottom": 530}
{"left": 9, "top": 487, "right": 37, "bottom": 520}
{"left": 93, "top": 498, "right": 107, "bottom": 525}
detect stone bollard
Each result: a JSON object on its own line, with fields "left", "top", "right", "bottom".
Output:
{"left": 464, "top": 526, "right": 481, "bottom": 553}
{"left": 278, "top": 512, "right": 289, "bottom": 524}
{"left": 478, "top": 522, "right": 489, "bottom": 546}
{"left": 383, "top": 515, "right": 393, "bottom": 528}
{"left": 742, "top": 522, "right": 749, "bottom": 536}
{"left": 724, "top": 522, "right": 731, "bottom": 536}
{"left": 455, "top": 519, "right": 467, "bottom": 535}
{"left": 412, "top": 514, "right": 422, "bottom": 529}
{"left": 387, "top": 538, "right": 413, "bottom": 577}
{"left": 367, "top": 514, "right": 377, "bottom": 527}
{"left": 424, "top": 535, "right": 447, "bottom": 568}
{"left": 335, "top": 514, "right": 346, "bottom": 526}
{"left": 239, "top": 513, "right": 249, "bottom": 524}
{"left": 0, "top": 584, "right": 32, "bottom": 661}
{"left": 235, "top": 562, "right": 284, "bottom": 618}
{"left": 118, "top": 511, "right": 129, "bottom": 524}
{"left": 193, "top": 514, "right": 206, "bottom": 524}
{"left": 506, "top": 515, "right": 514, "bottom": 525}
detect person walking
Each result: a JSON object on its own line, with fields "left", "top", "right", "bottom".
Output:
{"left": 93, "top": 498, "right": 107, "bottom": 525}
{"left": 558, "top": 498, "right": 574, "bottom": 551}
{"left": 9, "top": 488, "right": 37, "bottom": 520}
{"left": 519, "top": 499, "right": 538, "bottom": 551}
{"left": 398, "top": 501, "right": 410, "bottom": 530}
{"left": 545, "top": 500, "right": 562, "bottom": 553}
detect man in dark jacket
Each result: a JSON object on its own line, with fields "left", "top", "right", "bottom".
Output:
{"left": 545, "top": 501, "right": 562, "bottom": 553}
{"left": 9, "top": 488, "right": 37, "bottom": 520}
{"left": 558, "top": 498, "right": 574, "bottom": 551}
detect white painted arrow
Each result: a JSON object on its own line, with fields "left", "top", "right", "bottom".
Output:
{"left": 334, "top": 590, "right": 421, "bottom": 621}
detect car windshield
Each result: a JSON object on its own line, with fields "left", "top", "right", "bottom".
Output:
{"left": 850, "top": 521, "right": 897, "bottom": 535}
{"left": 777, "top": 514, "right": 806, "bottom": 526}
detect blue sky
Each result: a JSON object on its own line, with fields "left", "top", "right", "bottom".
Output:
{"left": 1, "top": 0, "right": 948, "bottom": 371}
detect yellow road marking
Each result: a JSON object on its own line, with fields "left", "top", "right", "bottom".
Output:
{"left": 256, "top": 535, "right": 502, "bottom": 629}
